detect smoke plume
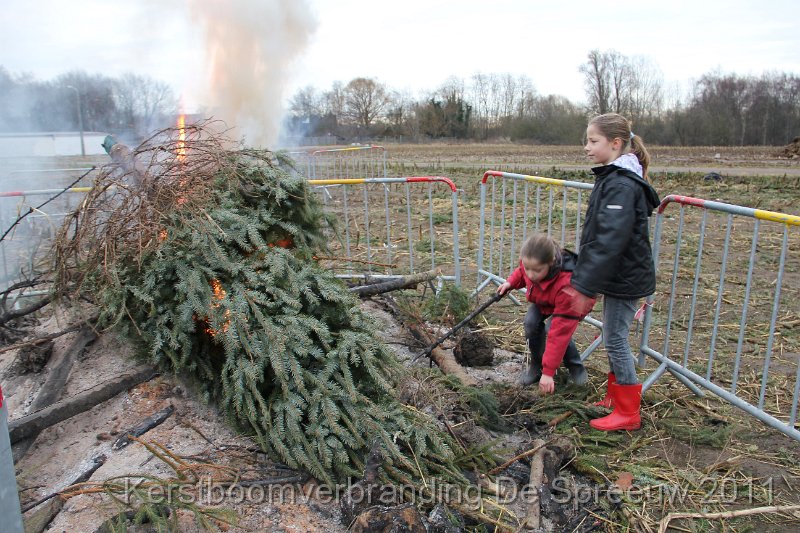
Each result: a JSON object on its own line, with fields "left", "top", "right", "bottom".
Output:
{"left": 187, "top": 0, "right": 316, "bottom": 147}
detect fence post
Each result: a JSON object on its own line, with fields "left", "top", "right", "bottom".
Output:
{"left": 0, "top": 386, "right": 24, "bottom": 533}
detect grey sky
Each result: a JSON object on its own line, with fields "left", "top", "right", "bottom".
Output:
{"left": 2, "top": 0, "right": 799, "bottom": 111}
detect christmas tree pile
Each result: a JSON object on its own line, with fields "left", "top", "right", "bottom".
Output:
{"left": 52, "top": 125, "right": 462, "bottom": 487}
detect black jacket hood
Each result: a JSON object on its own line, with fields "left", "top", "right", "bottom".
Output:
{"left": 543, "top": 248, "right": 578, "bottom": 281}
{"left": 593, "top": 164, "right": 661, "bottom": 214}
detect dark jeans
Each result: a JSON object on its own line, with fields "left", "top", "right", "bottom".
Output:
{"left": 523, "top": 305, "right": 582, "bottom": 373}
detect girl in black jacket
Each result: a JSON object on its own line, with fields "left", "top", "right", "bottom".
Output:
{"left": 570, "top": 113, "right": 660, "bottom": 432}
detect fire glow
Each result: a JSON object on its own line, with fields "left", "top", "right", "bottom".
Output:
{"left": 205, "top": 278, "right": 231, "bottom": 338}
{"left": 177, "top": 114, "right": 187, "bottom": 162}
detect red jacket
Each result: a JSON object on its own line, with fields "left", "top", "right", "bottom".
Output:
{"left": 506, "top": 254, "right": 596, "bottom": 377}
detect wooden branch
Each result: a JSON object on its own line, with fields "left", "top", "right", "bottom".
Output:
{"left": 658, "top": 504, "right": 800, "bottom": 533}
{"left": 12, "top": 326, "right": 96, "bottom": 461}
{"left": 547, "top": 410, "right": 574, "bottom": 427}
{"left": 0, "top": 323, "right": 90, "bottom": 355}
{"left": 315, "top": 255, "right": 397, "bottom": 268}
{"left": 350, "top": 269, "right": 439, "bottom": 298}
{"left": 112, "top": 405, "right": 175, "bottom": 450}
{"left": 378, "top": 294, "right": 476, "bottom": 386}
{"left": 1, "top": 278, "right": 44, "bottom": 311}
{"left": 411, "top": 292, "right": 502, "bottom": 363}
{"left": 0, "top": 166, "right": 95, "bottom": 245}
{"left": 0, "top": 295, "right": 53, "bottom": 327}
{"left": 487, "top": 438, "right": 553, "bottom": 476}
{"left": 405, "top": 321, "right": 476, "bottom": 386}
{"left": 22, "top": 455, "right": 107, "bottom": 513}
{"left": 523, "top": 438, "right": 546, "bottom": 530}
{"left": 22, "top": 497, "right": 63, "bottom": 533}
{"left": 8, "top": 366, "right": 159, "bottom": 445}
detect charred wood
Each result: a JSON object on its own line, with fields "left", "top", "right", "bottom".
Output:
{"left": 9, "top": 366, "right": 159, "bottom": 447}
{"left": 349, "top": 269, "right": 439, "bottom": 298}
{"left": 112, "top": 405, "right": 175, "bottom": 450}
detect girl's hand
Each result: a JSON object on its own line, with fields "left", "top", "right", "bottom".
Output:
{"left": 539, "top": 374, "right": 555, "bottom": 394}
{"left": 497, "top": 282, "right": 512, "bottom": 295}
{"left": 563, "top": 286, "right": 595, "bottom": 316}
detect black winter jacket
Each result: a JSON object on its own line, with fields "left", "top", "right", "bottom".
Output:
{"left": 570, "top": 164, "right": 661, "bottom": 299}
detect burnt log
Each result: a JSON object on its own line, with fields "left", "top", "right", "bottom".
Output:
{"left": 350, "top": 269, "right": 439, "bottom": 298}
{"left": 112, "top": 405, "right": 175, "bottom": 450}
{"left": 12, "top": 326, "right": 96, "bottom": 461}
{"left": 9, "top": 367, "right": 158, "bottom": 446}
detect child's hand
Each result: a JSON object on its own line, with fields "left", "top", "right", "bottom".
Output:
{"left": 497, "top": 282, "right": 512, "bottom": 295}
{"left": 563, "top": 286, "right": 595, "bottom": 316}
{"left": 539, "top": 375, "right": 555, "bottom": 394}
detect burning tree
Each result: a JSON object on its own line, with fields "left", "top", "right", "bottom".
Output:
{"left": 51, "top": 123, "right": 464, "bottom": 487}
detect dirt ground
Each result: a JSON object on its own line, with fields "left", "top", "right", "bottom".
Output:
{"left": 6, "top": 295, "right": 800, "bottom": 532}
{"left": 2, "top": 144, "right": 800, "bottom": 532}
{"left": 2, "top": 299, "right": 552, "bottom": 532}
{"left": 382, "top": 143, "right": 800, "bottom": 176}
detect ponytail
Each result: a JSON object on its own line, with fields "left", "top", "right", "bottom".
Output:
{"left": 629, "top": 134, "right": 651, "bottom": 181}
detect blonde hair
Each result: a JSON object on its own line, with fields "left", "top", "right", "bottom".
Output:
{"left": 589, "top": 113, "right": 651, "bottom": 180}
{"left": 519, "top": 233, "right": 560, "bottom": 266}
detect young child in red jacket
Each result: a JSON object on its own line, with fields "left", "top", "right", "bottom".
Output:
{"left": 497, "top": 233, "right": 596, "bottom": 394}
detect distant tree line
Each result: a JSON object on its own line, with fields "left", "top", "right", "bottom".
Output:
{"left": 3, "top": 48, "right": 799, "bottom": 147}
{"left": 0, "top": 66, "right": 178, "bottom": 142}
{"left": 287, "top": 49, "right": 800, "bottom": 146}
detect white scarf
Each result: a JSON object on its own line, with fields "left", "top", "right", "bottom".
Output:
{"left": 610, "top": 153, "right": 643, "bottom": 178}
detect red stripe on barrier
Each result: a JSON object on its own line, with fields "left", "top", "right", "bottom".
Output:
{"left": 0, "top": 191, "right": 24, "bottom": 198}
{"left": 405, "top": 176, "right": 457, "bottom": 192}
{"left": 657, "top": 194, "right": 707, "bottom": 214}
{"left": 481, "top": 171, "right": 503, "bottom": 184}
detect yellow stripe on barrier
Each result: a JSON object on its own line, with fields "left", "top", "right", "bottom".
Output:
{"left": 71, "top": 187, "right": 92, "bottom": 193}
{"left": 754, "top": 209, "right": 800, "bottom": 226}
{"left": 308, "top": 179, "right": 367, "bottom": 186}
{"left": 521, "top": 175, "right": 572, "bottom": 187}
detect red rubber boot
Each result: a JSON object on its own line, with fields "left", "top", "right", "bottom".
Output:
{"left": 589, "top": 383, "right": 641, "bottom": 431}
{"left": 593, "top": 373, "right": 616, "bottom": 408}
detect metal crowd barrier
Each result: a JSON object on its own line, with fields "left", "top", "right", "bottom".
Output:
{"left": 639, "top": 195, "right": 800, "bottom": 441}
{"left": 476, "top": 171, "right": 594, "bottom": 290}
{"left": 0, "top": 386, "right": 24, "bottom": 533}
{"left": 0, "top": 185, "right": 94, "bottom": 295}
{"left": 475, "top": 171, "right": 602, "bottom": 359}
{"left": 308, "top": 176, "right": 461, "bottom": 286}
{"left": 475, "top": 172, "right": 800, "bottom": 442}
{"left": 287, "top": 145, "right": 387, "bottom": 184}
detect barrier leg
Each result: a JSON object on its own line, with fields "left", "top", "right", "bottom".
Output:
{"left": 641, "top": 361, "right": 706, "bottom": 398}
{"left": 0, "top": 387, "right": 24, "bottom": 533}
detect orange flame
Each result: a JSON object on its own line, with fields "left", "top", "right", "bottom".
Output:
{"left": 205, "top": 278, "right": 231, "bottom": 337}
{"left": 177, "top": 114, "right": 187, "bottom": 162}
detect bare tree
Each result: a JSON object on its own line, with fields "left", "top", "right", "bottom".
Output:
{"left": 580, "top": 50, "right": 611, "bottom": 115}
{"left": 514, "top": 75, "right": 536, "bottom": 118}
{"left": 626, "top": 56, "right": 664, "bottom": 120}
{"left": 343, "top": 77, "right": 389, "bottom": 128}
{"left": 55, "top": 71, "right": 118, "bottom": 132}
{"left": 113, "top": 73, "right": 177, "bottom": 138}
{"left": 288, "top": 85, "right": 323, "bottom": 119}
{"left": 580, "top": 49, "right": 663, "bottom": 121}
{"left": 324, "top": 81, "right": 346, "bottom": 118}
{"left": 385, "top": 89, "right": 413, "bottom": 135}
{"left": 469, "top": 72, "right": 490, "bottom": 138}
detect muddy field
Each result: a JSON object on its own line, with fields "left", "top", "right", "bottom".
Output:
{"left": 383, "top": 143, "right": 800, "bottom": 177}
{"left": 2, "top": 143, "right": 800, "bottom": 532}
